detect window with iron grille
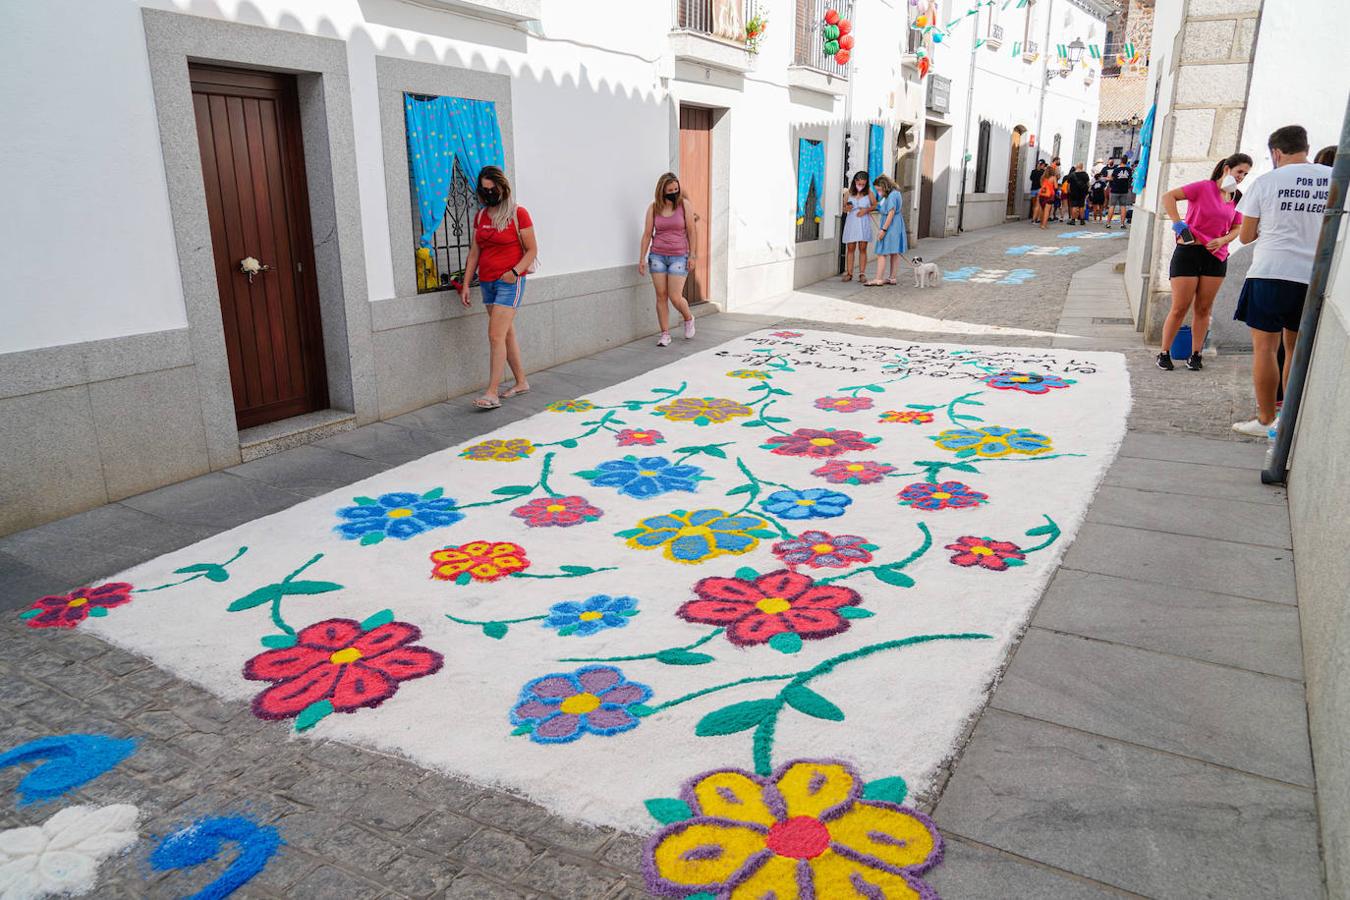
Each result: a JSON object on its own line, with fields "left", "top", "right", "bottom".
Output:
{"left": 407, "top": 114, "right": 478, "bottom": 294}
{"left": 796, "top": 183, "right": 821, "bottom": 243}
{"left": 794, "top": 0, "right": 854, "bottom": 76}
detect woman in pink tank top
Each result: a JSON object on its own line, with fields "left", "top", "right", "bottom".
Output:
{"left": 639, "top": 172, "right": 697, "bottom": 347}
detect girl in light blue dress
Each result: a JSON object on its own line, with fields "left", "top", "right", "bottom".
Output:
{"left": 866, "top": 175, "right": 909, "bottom": 286}
{"left": 840, "top": 170, "right": 875, "bottom": 281}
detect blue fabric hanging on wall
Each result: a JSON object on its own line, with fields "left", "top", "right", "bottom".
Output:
{"left": 1132, "top": 104, "right": 1156, "bottom": 194}
{"left": 868, "top": 124, "right": 886, "bottom": 187}
{"left": 405, "top": 95, "right": 505, "bottom": 248}
{"left": 796, "top": 139, "right": 825, "bottom": 224}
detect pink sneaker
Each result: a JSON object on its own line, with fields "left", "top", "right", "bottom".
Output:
{"left": 683, "top": 318, "right": 696, "bottom": 339}
{"left": 657, "top": 332, "right": 672, "bottom": 347}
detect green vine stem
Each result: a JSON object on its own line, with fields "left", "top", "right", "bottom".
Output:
{"left": 815, "top": 523, "right": 932, "bottom": 586}
{"left": 895, "top": 453, "right": 1087, "bottom": 484}
{"left": 512, "top": 566, "right": 619, "bottom": 580}
{"left": 726, "top": 457, "right": 794, "bottom": 539}
{"left": 836, "top": 373, "right": 911, "bottom": 398}
{"left": 942, "top": 390, "right": 986, "bottom": 425}
{"left": 1021, "top": 514, "right": 1062, "bottom": 554}
{"left": 538, "top": 410, "right": 626, "bottom": 448}
{"left": 228, "top": 553, "right": 344, "bottom": 648}
{"left": 134, "top": 546, "right": 248, "bottom": 593}
{"left": 671, "top": 442, "right": 735, "bottom": 465}
{"left": 639, "top": 673, "right": 797, "bottom": 715}
{"left": 453, "top": 452, "right": 561, "bottom": 511}
{"left": 600, "top": 381, "right": 689, "bottom": 411}
{"left": 559, "top": 628, "right": 724, "bottom": 665}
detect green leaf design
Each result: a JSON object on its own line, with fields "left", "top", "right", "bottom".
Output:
{"left": 491, "top": 485, "right": 534, "bottom": 496}
{"left": 735, "top": 567, "right": 759, "bottom": 580}
{"left": 573, "top": 470, "right": 601, "bottom": 480}
{"left": 725, "top": 484, "right": 754, "bottom": 496}
{"left": 783, "top": 684, "right": 845, "bottom": 721}
{"left": 949, "top": 463, "right": 980, "bottom": 472}
{"left": 558, "top": 625, "right": 578, "bottom": 636}
{"left": 360, "top": 609, "right": 395, "bottom": 631}
{"left": 863, "top": 384, "right": 885, "bottom": 393}
{"left": 421, "top": 487, "right": 444, "bottom": 500}
{"left": 953, "top": 414, "right": 982, "bottom": 422}
{"left": 204, "top": 568, "right": 230, "bottom": 582}
{"left": 907, "top": 404, "right": 937, "bottom": 411}
{"left": 511, "top": 723, "right": 533, "bottom": 736}
{"left": 560, "top": 565, "right": 596, "bottom": 575}
{"left": 747, "top": 529, "right": 778, "bottom": 539}
{"left": 695, "top": 699, "right": 780, "bottom": 736}
{"left": 352, "top": 496, "right": 378, "bottom": 506}
{"left": 743, "top": 420, "right": 768, "bottom": 428}
{"left": 763, "top": 416, "right": 790, "bottom": 423}
{"left": 656, "top": 649, "right": 715, "bottom": 666}
{"left": 559, "top": 439, "right": 579, "bottom": 448}
{"left": 87, "top": 606, "right": 109, "bottom": 618}
{"left": 861, "top": 776, "right": 909, "bottom": 805}
{"left": 18, "top": 609, "right": 42, "bottom": 620}
{"left": 839, "top": 607, "right": 875, "bottom": 619}
{"left": 860, "top": 543, "right": 880, "bottom": 551}
{"left": 260, "top": 633, "right": 298, "bottom": 649}
{"left": 644, "top": 798, "right": 695, "bottom": 824}
{"left": 295, "top": 699, "right": 334, "bottom": 732}
{"left": 1003, "top": 558, "right": 1027, "bottom": 567}
{"left": 614, "top": 528, "right": 643, "bottom": 539}
{"left": 228, "top": 584, "right": 283, "bottom": 612}
{"left": 360, "top": 531, "right": 385, "bottom": 546}
{"left": 864, "top": 437, "right": 883, "bottom": 444}
{"left": 1025, "top": 523, "right": 1057, "bottom": 536}
{"left": 768, "top": 632, "right": 803, "bottom": 654}
{"left": 173, "top": 563, "right": 216, "bottom": 575}
{"left": 702, "top": 445, "right": 728, "bottom": 458}
{"left": 280, "top": 580, "right": 343, "bottom": 596}
{"left": 629, "top": 703, "right": 655, "bottom": 717}
{"left": 872, "top": 568, "right": 916, "bottom": 588}
{"left": 483, "top": 622, "right": 509, "bottom": 640}
{"left": 454, "top": 572, "right": 473, "bottom": 585}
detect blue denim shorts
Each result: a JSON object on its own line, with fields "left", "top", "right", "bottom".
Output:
{"left": 648, "top": 253, "right": 689, "bottom": 276}
{"left": 480, "top": 277, "right": 526, "bottom": 308}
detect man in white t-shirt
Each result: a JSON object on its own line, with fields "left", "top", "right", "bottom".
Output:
{"left": 1230, "top": 125, "right": 1333, "bottom": 437}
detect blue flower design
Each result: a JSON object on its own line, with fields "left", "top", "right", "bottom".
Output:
{"left": 625, "top": 509, "right": 769, "bottom": 564}
{"left": 334, "top": 490, "right": 463, "bottom": 544}
{"left": 931, "top": 426, "right": 1053, "bottom": 458}
{"left": 982, "top": 371, "right": 1074, "bottom": 394}
{"left": 761, "top": 488, "right": 853, "bottom": 520}
{"left": 583, "top": 457, "right": 704, "bottom": 499}
{"left": 543, "top": 595, "right": 639, "bottom": 637}
{"left": 510, "top": 665, "right": 652, "bottom": 744}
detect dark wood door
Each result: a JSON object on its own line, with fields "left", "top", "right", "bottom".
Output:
{"left": 191, "top": 65, "right": 327, "bottom": 430}
{"left": 679, "top": 107, "right": 713, "bottom": 304}
{"left": 1006, "top": 128, "right": 1023, "bottom": 217}
{"left": 919, "top": 124, "right": 938, "bottom": 239}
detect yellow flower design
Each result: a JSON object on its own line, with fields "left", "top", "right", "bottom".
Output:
{"left": 546, "top": 400, "right": 596, "bottom": 413}
{"left": 930, "top": 425, "right": 1052, "bottom": 458}
{"left": 645, "top": 759, "right": 942, "bottom": 898}
{"left": 653, "top": 397, "right": 754, "bottom": 425}
{"left": 725, "top": 369, "right": 772, "bottom": 380}
{"left": 460, "top": 438, "right": 536, "bottom": 462}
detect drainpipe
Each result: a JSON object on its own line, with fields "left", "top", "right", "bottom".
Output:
{"left": 1032, "top": 0, "right": 1054, "bottom": 163}
{"left": 1261, "top": 94, "right": 1350, "bottom": 485}
{"left": 956, "top": 7, "right": 980, "bottom": 232}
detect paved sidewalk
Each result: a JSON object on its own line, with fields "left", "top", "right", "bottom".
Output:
{"left": 0, "top": 223, "right": 1322, "bottom": 897}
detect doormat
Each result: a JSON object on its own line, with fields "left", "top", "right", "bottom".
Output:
{"left": 24, "top": 331, "right": 1129, "bottom": 838}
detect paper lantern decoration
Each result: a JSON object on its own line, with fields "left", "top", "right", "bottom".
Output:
{"left": 824, "top": 39, "right": 840, "bottom": 55}
{"left": 918, "top": 57, "right": 930, "bottom": 77}
{"left": 838, "top": 19, "right": 852, "bottom": 35}
{"left": 915, "top": 14, "right": 928, "bottom": 27}
{"left": 915, "top": 47, "right": 927, "bottom": 58}
{"left": 824, "top": 8, "right": 840, "bottom": 25}
{"left": 835, "top": 48, "right": 852, "bottom": 65}
{"left": 823, "top": 24, "right": 840, "bottom": 41}
{"left": 933, "top": 31, "right": 944, "bottom": 42}
{"left": 839, "top": 34, "right": 855, "bottom": 50}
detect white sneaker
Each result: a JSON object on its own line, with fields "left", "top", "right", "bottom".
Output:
{"left": 683, "top": 318, "right": 696, "bottom": 339}
{"left": 1231, "top": 418, "right": 1270, "bottom": 438}
{"left": 657, "top": 332, "right": 672, "bottom": 347}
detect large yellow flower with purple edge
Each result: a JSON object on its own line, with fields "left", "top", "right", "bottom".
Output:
{"left": 460, "top": 438, "right": 536, "bottom": 462}
{"left": 653, "top": 396, "right": 754, "bottom": 426}
{"left": 644, "top": 758, "right": 942, "bottom": 898}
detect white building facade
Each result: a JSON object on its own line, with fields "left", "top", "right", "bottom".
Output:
{"left": 0, "top": 0, "right": 925, "bottom": 535}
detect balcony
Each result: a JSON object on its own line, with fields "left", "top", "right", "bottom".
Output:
{"left": 670, "top": 0, "right": 754, "bottom": 74}
{"left": 1022, "top": 40, "right": 1039, "bottom": 63}
{"left": 985, "top": 23, "right": 1003, "bottom": 51}
{"left": 792, "top": 0, "right": 853, "bottom": 79}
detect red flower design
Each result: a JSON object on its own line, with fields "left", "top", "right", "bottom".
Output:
{"left": 678, "top": 570, "right": 862, "bottom": 646}
{"left": 762, "top": 428, "right": 876, "bottom": 459}
{"left": 615, "top": 429, "right": 665, "bottom": 446}
{"left": 771, "top": 331, "right": 803, "bottom": 338}
{"left": 244, "top": 618, "right": 443, "bottom": 720}
{"left": 879, "top": 410, "right": 935, "bottom": 425}
{"left": 945, "top": 536, "right": 1026, "bottom": 571}
{"left": 814, "top": 396, "right": 874, "bottom": 413}
{"left": 430, "top": 541, "right": 529, "bottom": 582}
{"left": 510, "top": 496, "right": 603, "bottom": 528}
{"left": 811, "top": 460, "right": 895, "bottom": 484}
{"left": 20, "top": 583, "right": 134, "bottom": 629}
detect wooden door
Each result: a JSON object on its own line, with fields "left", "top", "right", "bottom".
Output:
{"left": 918, "top": 124, "right": 938, "bottom": 239}
{"left": 679, "top": 107, "right": 713, "bottom": 304}
{"left": 1006, "top": 128, "right": 1023, "bottom": 217}
{"left": 191, "top": 65, "right": 327, "bottom": 430}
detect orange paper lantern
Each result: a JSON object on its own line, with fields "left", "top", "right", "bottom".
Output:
{"left": 835, "top": 48, "right": 852, "bottom": 65}
{"left": 915, "top": 15, "right": 928, "bottom": 26}
{"left": 824, "top": 8, "right": 841, "bottom": 25}
{"left": 838, "top": 18, "right": 852, "bottom": 35}
{"left": 839, "top": 34, "right": 855, "bottom": 50}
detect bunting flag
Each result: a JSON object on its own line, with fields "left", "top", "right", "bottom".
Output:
{"left": 975, "top": 38, "right": 986, "bottom": 48}
{"left": 1124, "top": 42, "right": 1136, "bottom": 58}
{"left": 1056, "top": 43, "right": 1068, "bottom": 59}
{"left": 1089, "top": 44, "right": 1101, "bottom": 59}
{"left": 1011, "top": 40, "right": 1021, "bottom": 56}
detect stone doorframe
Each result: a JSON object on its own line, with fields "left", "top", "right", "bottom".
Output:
{"left": 141, "top": 9, "right": 375, "bottom": 469}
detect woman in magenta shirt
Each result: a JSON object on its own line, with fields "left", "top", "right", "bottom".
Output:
{"left": 638, "top": 172, "right": 697, "bottom": 347}
{"left": 1156, "top": 153, "right": 1251, "bottom": 371}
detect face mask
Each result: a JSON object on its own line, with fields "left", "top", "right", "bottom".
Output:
{"left": 478, "top": 187, "right": 501, "bottom": 205}
{"left": 664, "top": 191, "right": 680, "bottom": 201}
{"left": 1220, "top": 174, "right": 1239, "bottom": 192}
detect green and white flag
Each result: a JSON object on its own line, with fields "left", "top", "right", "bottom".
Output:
{"left": 1089, "top": 44, "right": 1101, "bottom": 59}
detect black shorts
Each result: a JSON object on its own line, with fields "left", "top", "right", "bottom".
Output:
{"left": 1168, "top": 243, "right": 1228, "bottom": 278}
{"left": 1068, "top": 192, "right": 1089, "bottom": 205}
{"left": 1090, "top": 194, "right": 1106, "bottom": 205}
{"left": 1235, "top": 278, "right": 1308, "bottom": 333}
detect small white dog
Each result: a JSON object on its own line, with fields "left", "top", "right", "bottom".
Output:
{"left": 912, "top": 257, "right": 942, "bottom": 288}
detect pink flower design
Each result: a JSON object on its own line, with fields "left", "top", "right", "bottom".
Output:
{"left": 811, "top": 460, "right": 896, "bottom": 485}
{"left": 815, "top": 396, "right": 875, "bottom": 413}
{"left": 615, "top": 429, "right": 665, "bottom": 446}
{"left": 678, "top": 570, "right": 862, "bottom": 646}
{"left": 20, "top": 583, "right": 134, "bottom": 629}
{"left": 771, "top": 531, "right": 874, "bottom": 569}
{"left": 945, "top": 536, "right": 1026, "bottom": 571}
{"left": 771, "top": 331, "right": 804, "bottom": 338}
{"left": 511, "top": 496, "right": 603, "bottom": 528}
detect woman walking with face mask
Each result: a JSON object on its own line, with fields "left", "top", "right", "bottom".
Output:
{"left": 638, "top": 173, "right": 697, "bottom": 347}
{"left": 1155, "top": 152, "right": 1251, "bottom": 372}
{"left": 458, "top": 166, "right": 538, "bottom": 409}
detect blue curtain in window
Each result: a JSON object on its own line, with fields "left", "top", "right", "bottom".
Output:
{"left": 868, "top": 124, "right": 886, "bottom": 187}
{"left": 796, "top": 139, "right": 825, "bottom": 224}
{"left": 405, "top": 95, "right": 505, "bottom": 248}
{"left": 1132, "top": 104, "right": 1156, "bottom": 194}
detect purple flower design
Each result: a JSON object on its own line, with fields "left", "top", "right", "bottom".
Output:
{"left": 510, "top": 665, "right": 652, "bottom": 744}
{"left": 771, "top": 531, "right": 874, "bottom": 569}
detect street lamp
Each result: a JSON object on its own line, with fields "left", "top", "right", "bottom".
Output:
{"left": 1127, "top": 113, "right": 1143, "bottom": 162}
{"left": 1068, "top": 38, "right": 1085, "bottom": 65}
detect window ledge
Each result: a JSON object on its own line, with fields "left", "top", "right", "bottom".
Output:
{"left": 669, "top": 30, "right": 753, "bottom": 74}
{"left": 787, "top": 65, "right": 848, "bottom": 96}
{"left": 397, "top": 0, "right": 540, "bottom": 25}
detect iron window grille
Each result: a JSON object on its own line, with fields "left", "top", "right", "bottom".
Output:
{"left": 794, "top": 0, "right": 854, "bottom": 76}
{"left": 675, "top": 0, "right": 750, "bottom": 42}
{"left": 796, "top": 184, "right": 821, "bottom": 243}
{"left": 409, "top": 144, "right": 479, "bottom": 294}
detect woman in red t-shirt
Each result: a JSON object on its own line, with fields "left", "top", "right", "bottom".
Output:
{"left": 459, "top": 166, "right": 539, "bottom": 409}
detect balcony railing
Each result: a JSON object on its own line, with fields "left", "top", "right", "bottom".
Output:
{"left": 794, "top": 0, "right": 854, "bottom": 77}
{"left": 1022, "top": 40, "right": 1039, "bottom": 62}
{"left": 675, "top": 0, "right": 748, "bottom": 43}
{"left": 986, "top": 23, "right": 1003, "bottom": 49}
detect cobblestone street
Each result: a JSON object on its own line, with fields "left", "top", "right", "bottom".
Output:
{"left": 1, "top": 221, "right": 1312, "bottom": 898}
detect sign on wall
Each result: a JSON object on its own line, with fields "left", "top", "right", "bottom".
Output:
{"left": 927, "top": 75, "right": 951, "bottom": 114}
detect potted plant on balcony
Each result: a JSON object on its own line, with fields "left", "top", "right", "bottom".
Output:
{"left": 745, "top": 13, "right": 768, "bottom": 53}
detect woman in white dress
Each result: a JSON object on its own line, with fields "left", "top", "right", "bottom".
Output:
{"left": 840, "top": 170, "right": 875, "bottom": 282}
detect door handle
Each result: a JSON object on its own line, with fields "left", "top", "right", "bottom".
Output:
{"left": 239, "top": 256, "right": 272, "bottom": 284}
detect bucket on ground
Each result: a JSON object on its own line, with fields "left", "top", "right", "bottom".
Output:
{"left": 1170, "top": 325, "right": 1192, "bottom": 360}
